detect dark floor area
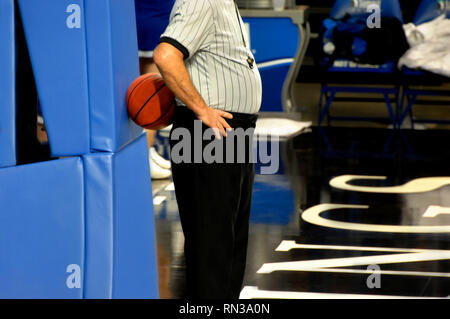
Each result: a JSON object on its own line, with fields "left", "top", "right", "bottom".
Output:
{"left": 152, "top": 126, "right": 450, "bottom": 298}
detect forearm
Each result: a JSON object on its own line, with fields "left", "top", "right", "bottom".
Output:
{"left": 154, "top": 42, "right": 232, "bottom": 137}
{"left": 153, "top": 43, "right": 207, "bottom": 116}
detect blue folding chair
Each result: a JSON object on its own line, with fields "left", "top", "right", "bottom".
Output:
{"left": 413, "top": 0, "right": 447, "bottom": 24}
{"left": 318, "top": 0, "right": 404, "bottom": 128}
{"left": 398, "top": 0, "right": 450, "bottom": 128}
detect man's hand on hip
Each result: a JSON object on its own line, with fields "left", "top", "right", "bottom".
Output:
{"left": 196, "top": 107, "right": 233, "bottom": 139}
{"left": 154, "top": 42, "right": 233, "bottom": 139}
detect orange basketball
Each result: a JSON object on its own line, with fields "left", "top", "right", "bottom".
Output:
{"left": 126, "top": 73, "right": 175, "bottom": 130}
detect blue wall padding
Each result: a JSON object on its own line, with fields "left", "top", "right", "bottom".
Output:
{"left": 0, "top": 158, "right": 85, "bottom": 299}
{"left": 414, "top": 0, "right": 446, "bottom": 25}
{"left": 0, "top": 0, "right": 16, "bottom": 168}
{"left": 83, "top": 134, "right": 158, "bottom": 299}
{"left": 242, "top": 17, "right": 299, "bottom": 112}
{"left": 112, "top": 134, "right": 158, "bottom": 298}
{"left": 331, "top": 0, "right": 404, "bottom": 22}
{"left": 82, "top": 154, "right": 114, "bottom": 299}
{"left": 242, "top": 17, "right": 298, "bottom": 63}
{"left": 17, "top": 0, "right": 91, "bottom": 157}
{"left": 85, "top": 0, "right": 143, "bottom": 153}
{"left": 258, "top": 63, "right": 291, "bottom": 111}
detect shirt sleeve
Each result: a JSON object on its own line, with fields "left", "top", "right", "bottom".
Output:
{"left": 160, "top": 0, "right": 213, "bottom": 60}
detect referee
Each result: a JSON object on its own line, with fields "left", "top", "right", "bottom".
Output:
{"left": 154, "top": 0, "right": 262, "bottom": 299}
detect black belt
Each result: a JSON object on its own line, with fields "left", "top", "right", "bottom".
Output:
{"left": 172, "top": 105, "right": 258, "bottom": 129}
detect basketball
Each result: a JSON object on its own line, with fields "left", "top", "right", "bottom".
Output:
{"left": 126, "top": 73, "right": 175, "bottom": 130}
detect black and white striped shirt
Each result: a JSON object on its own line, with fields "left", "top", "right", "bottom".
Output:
{"left": 160, "top": 0, "right": 262, "bottom": 114}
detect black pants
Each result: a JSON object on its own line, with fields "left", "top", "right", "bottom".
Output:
{"left": 169, "top": 107, "right": 257, "bottom": 299}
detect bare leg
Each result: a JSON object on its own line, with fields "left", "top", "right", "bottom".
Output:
{"left": 146, "top": 129, "right": 156, "bottom": 148}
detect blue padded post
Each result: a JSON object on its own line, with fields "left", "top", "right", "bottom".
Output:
{"left": 112, "top": 133, "right": 158, "bottom": 298}
{"left": 242, "top": 17, "right": 299, "bottom": 112}
{"left": 0, "top": 0, "right": 16, "bottom": 168}
{"left": 258, "top": 63, "right": 292, "bottom": 111}
{"left": 17, "top": 0, "right": 90, "bottom": 157}
{"left": 331, "top": 0, "right": 404, "bottom": 22}
{"left": 85, "top": 0, "right": 143, "bottom": 153}
{"left": 83, "top": 154, "right": 114, "bottom": 299}
{"left": 413, "top": 0, "right": 447, "bottom": 25}
{"left": 243, "top": 18, "right": 299, "bottom": 64}
{"left": 0, "top": 158, "right": 85, "bottom": 299}
{"left": 83, "top": 134, "right": 158, "bottom": 299}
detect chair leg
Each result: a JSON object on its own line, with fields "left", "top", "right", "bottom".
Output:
{"left": 326, "top": 93, "right": 331, "bottom": 126}
{"left": 319, "top": 90, "right": 335, "bottom": 126}
{"left": 384, "top": 93, "right": 396, "bottom": 129}
{"left": 395, "top": 86, "right": 402, "bottom": 129}
{"left": 409, "top": 95, "right": 415, "bottom": 129}
{"left": 398, "top": 87, "right": 407, "bottom": 128}
{"left": 318, "top": 86, "right": 325, "bottom": 126}
{"left": 399, "top": 94, "right": 416, "bottom": 129}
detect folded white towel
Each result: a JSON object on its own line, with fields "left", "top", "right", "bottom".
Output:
{"left": 399, "top": 15, "right": 450, "bottom": 77}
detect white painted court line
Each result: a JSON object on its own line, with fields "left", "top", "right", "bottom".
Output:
{"left": 330, "top": 175, "right": 450, "bottom": 194}
{"left": 165, "top": 182, "right": 175, "bottom": 191}
{"left": 258, "top": 251, "right": 450, "bottom": 274}
{"left": 275, "top": 240, "right": 446, "bottom": 253}
{"left": 301, "top": 203, "right": 450, "bottom": 233}
{"left": 239, "top": 286, "right": 443, "bottom": 299}
{"left": 153, "top": 196, "right": 167, "bottom": 206}
{"left": 152, "top": 180, "right": 172, "bottom": 196}
{"left": 423, "top": 205, "right": 450, "bottom": 218}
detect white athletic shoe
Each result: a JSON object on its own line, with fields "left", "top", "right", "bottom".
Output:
{"left": 150, "top": 147, "right": 171, "bottom": 169}
{"left": 149, "top": 156, "right": 171, "bottom": 180}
